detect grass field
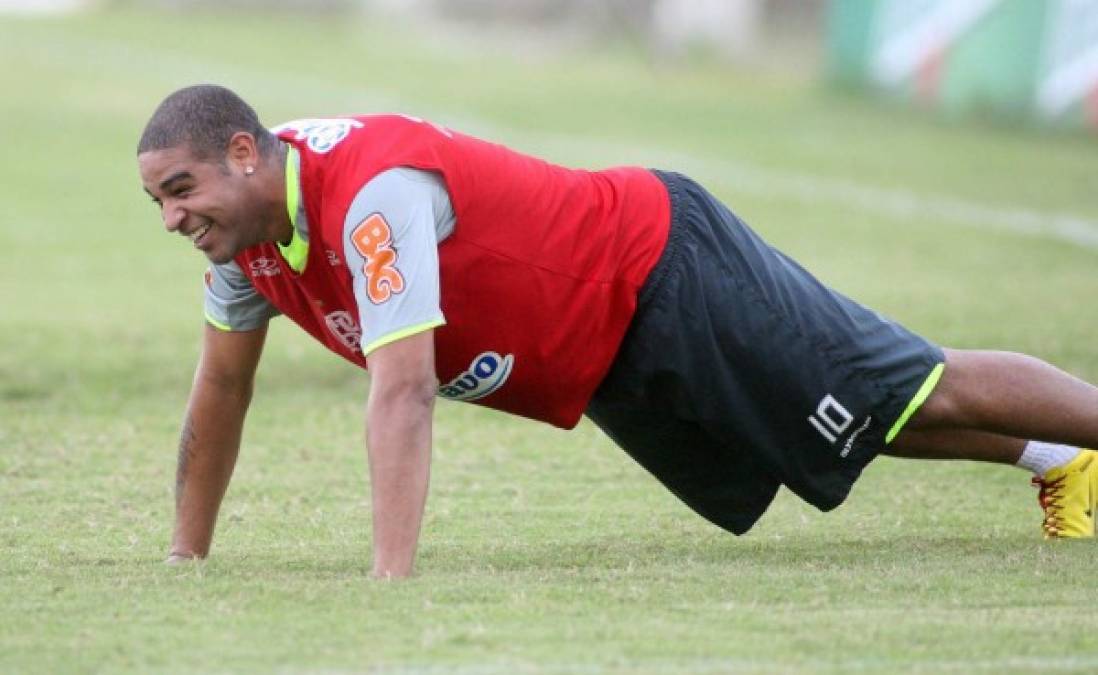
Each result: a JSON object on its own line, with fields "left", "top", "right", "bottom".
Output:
{"left": 3, "top": 6, "right": 1098, "bottom": 674}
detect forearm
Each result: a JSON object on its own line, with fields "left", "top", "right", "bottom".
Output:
{"left": 170, "top": 375, "right": 251, "bottom": 558}
{"left": 366, "top": 389, "right": 434, "bottom": 578}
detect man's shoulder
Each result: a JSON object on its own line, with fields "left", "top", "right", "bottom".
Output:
{"left": 361, "top": 167, "right": 445, "bottom": 195}
{"left": 270, "top": 117, "right": 369, "bottom": 154}
{"left": 271, "top": 114, "right": 428, "bottom": 155}
{"left": 208, "top": 257, "right": 261, "bottom": 289}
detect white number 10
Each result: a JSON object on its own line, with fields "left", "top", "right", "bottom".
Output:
{"left": 808, "top": 394, "right": 853, "bottom": 444}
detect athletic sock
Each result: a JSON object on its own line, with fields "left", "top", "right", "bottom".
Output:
{"left": 1016, "top": 441, "right": 1081, "bottom": 476}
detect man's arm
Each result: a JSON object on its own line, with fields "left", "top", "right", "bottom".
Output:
{"left": 364, "top": 329, "right": 437, "bottom": 579}
{"left": 167, "top": 323, "right": 267, "bottom": 562}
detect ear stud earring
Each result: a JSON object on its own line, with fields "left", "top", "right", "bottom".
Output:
{"left": 245, "top": 166, "right": 255, "bottom": 176}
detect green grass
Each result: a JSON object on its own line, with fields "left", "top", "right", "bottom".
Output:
{"left": 3, "top": 6, "right": 1098, "bottom": 674}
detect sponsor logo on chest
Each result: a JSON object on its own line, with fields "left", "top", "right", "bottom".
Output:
{"left": 249, "top": 257, "right": 280, "bottom": 277}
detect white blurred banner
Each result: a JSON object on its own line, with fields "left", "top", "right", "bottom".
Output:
{"left": 0, "top": 0, "right": 93, "bottom": 13}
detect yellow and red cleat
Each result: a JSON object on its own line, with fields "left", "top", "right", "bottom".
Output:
{"left": 1032, "top": 449, "right": 1098, "bottom": 539}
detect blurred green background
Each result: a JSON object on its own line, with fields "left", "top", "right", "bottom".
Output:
{"left": 2, "top": 2, "right": 1097, "bottom": 673}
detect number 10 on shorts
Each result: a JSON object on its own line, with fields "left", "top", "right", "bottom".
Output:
{"left": 808, "top": 394, "right": 854, "bottom": 443}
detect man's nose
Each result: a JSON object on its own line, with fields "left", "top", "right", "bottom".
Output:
{"left": 162, "top": 203, "right": 185, "bottom": 233}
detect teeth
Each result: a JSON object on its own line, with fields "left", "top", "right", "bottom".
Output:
{"left": 190, "top": 223, "right": 212, "bottom": 244}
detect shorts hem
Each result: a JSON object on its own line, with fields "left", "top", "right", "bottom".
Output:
{"left": 885, "top": 362, "right": 946, "bottom": 444}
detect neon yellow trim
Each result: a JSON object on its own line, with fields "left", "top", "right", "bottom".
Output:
{"left": 277, "top": 146, "right": 308, "bottom": 273}
{"left": 361, "top": 319, "right": 445, "bottom": 356}
{"left": 278, "top": 228, "right": 308, "bottom": 274}
{"left": 885, "top": 363, "right": 945, "bottom": 444}
{"left": 204, "top": 312, "right": 232, "bottom": 332}
{"left": 285, "top": 146, "right": 299, "bottom": 223}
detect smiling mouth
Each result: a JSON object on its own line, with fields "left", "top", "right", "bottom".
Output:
{"left": 189, "top": 221, "right": 213, "bottom": 247}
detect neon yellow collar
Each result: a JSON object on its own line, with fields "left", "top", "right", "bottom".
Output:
{"left": 277, "top": 145, "right": 308, "bottom": 274}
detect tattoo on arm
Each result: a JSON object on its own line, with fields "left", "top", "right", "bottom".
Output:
{"left": 175, "top": 414, "right": 197, "bottom": 505}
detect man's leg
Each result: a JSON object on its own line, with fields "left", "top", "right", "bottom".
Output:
{"left": 888, "top": 349, "right": 1098, "bottom": 538}
{"left": 888, "top": 425, "right": 1096, "bottom": 538}
{"left": 904, "top": 348, "right": 1098, "bottom": 447}
{"left": 887, "top": 427, "right": 1024, "bottom": 463}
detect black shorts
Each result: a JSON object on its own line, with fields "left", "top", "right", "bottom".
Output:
{"left": 586, "top": 171, "right": 944, "bottom": 535}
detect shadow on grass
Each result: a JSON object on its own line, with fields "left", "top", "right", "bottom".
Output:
{"left": 45, "top": 529, "right": 1074, "bottom": 589}
{"left": 144, "top": 531, "right": 1052, "bottom": 580}
{"left": 449, "top": 531, "right": 1045, "bottom": 573}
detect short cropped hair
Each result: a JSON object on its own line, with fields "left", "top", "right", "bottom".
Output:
{"left": 137, "top": 84, "right": 278, "bottom": 161}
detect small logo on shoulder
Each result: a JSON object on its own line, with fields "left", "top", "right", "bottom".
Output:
{"left": 350, "top": 213, "right": 404, "bottom": 304}
{"left": 271, "top": 118, "right": 365, "bottom": 154}
{"left": 439, "top": 352, "right": 514, "bottom": 401}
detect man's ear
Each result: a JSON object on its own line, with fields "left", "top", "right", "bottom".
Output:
{"left": 225, "top": 131, "right": 259, "bottom": 173}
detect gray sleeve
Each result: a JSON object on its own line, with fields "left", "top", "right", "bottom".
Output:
{"left": 342, "top": 167, "right": 451, "bottom": 355}
{"left": 203, "top": 260, "right": 280, "bottom": 331}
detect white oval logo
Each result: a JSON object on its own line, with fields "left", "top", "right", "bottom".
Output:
{"left": 439, "top": 351, "right": 514, "bottom": 402}
{"left": 270, "top": 118, "right": 364, "bottom": 154}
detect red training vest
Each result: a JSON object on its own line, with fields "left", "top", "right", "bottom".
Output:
{"left": 236, "top": 115, "right": 670, "bottom": 428}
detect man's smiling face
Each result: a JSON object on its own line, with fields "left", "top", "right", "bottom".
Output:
{"left": 139, "top": 143, "right": 266, "bottom": 265}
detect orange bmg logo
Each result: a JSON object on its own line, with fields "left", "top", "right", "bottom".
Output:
{"left": 350, "top": 213, "right": 405, "bottom": 304}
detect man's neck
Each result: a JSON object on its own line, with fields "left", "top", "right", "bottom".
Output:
{"left": 274, "top": 141, "right": 295, "bottom": 245}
